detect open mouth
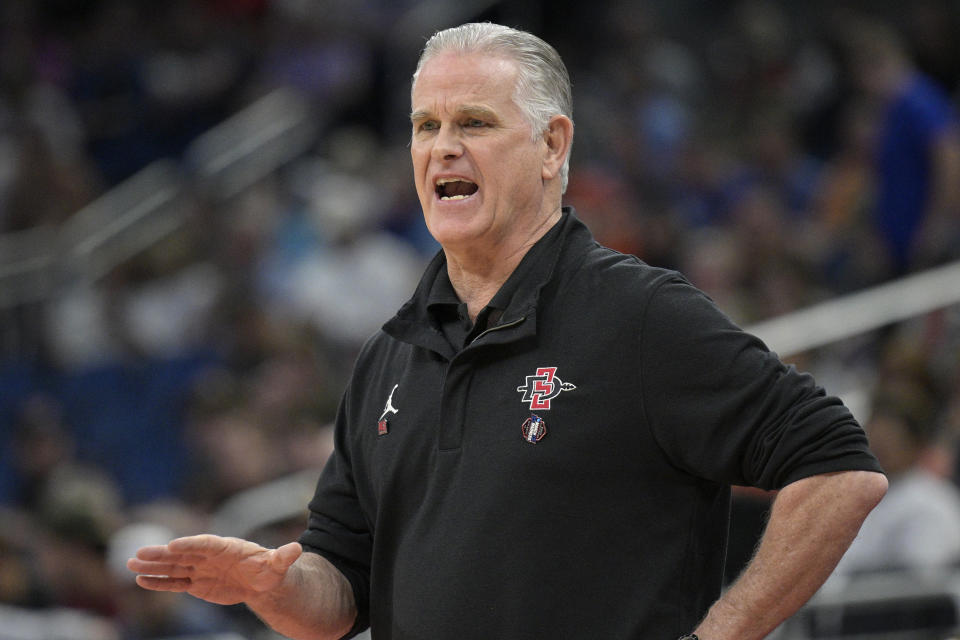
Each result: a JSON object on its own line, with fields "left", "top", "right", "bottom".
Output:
{"left": 435, "top": 177, "right": 479, "bottom": 201}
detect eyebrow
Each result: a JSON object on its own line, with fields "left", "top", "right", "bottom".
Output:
{"left": 409, "top": 109, "right": 431, "bottom": 124}
{"left": 410, "top": 105, "right": 499, "bottom": 123}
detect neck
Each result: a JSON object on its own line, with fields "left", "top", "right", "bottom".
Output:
{"left": 445, "top": 205, "right": 562, "bottom": 321}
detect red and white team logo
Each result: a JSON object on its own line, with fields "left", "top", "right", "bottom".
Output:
{"left": 516, "top": 366, "right": 576, "bottom": 410}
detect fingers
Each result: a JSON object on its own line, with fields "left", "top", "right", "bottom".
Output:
{"left": 135, "top": 575, "right": 193, "bottom": 592}
{"left": 128, "top": 534, "right": 300, "bottom": 600}
{"left": 134, "top": 534, "right": 237, "bottom": 557}
{"left": 167, "top": 533, "right": 237, "bottom": 555}
{"left": 128, "top": 535, "right": 289, "bottom": 576}
{"left": 132, "top": 544, "right": 172, "bottom": 561}
{"left": 129, "top": 551, "right": 195, "bottom": 593}
{"left": 133, "top": 544, "right": 206, "bottom": 564}
{"left": 132, "top": 535, "right": 245, "bottom": 568}
{"left": 127, "top": 536, "right": 227, "bottom": 586}
{"left": 126, "top": 557, "right": 195, "bottom": 579}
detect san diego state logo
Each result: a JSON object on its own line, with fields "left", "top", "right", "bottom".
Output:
{"left": 516, "top": 366, "right": 576, "bottom": 410}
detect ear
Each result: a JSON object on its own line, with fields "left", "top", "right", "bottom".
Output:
{"left": 541, "top": 114, "right": 574, "bottom": 182}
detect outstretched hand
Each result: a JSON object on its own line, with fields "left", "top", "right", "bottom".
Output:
{"left": 127, "top": 534, "right": 303, "bottom": 606}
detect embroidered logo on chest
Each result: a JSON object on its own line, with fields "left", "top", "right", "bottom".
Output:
{"left": 521, "top": 414, "right": 547, "bottom": 443}
{"left": 516, "top": 366, "right": 576, "bottom": 410}
{"left": 377, "top": 384, "right": 399, "bottom": 435}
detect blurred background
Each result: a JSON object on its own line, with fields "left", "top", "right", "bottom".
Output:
{"left": 1, "top": 0, "right": 960, "bottom": 638}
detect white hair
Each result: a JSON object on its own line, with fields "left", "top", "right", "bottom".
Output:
{"left": 412, "top": 23, "right": 574, "bottom": 193}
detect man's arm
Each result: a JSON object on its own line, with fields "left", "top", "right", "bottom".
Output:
{"left": 129, "top": 534, "right": 356, "bottom": 640}
{"left": 692, "top": 470, "right": 887, "bottom": 640}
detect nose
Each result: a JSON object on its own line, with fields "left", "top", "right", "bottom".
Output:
{"left": 431, "top": 125, "right": 464, "bottom": 162}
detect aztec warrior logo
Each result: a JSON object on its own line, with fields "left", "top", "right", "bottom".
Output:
{"left": 516, "top": 367, "right": 576, "bottom": 410}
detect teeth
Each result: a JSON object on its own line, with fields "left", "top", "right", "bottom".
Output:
{"left": 435, "top": 176, "right": 477, "bottom": 201}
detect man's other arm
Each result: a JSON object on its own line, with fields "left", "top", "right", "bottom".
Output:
{"left": 692, "top": 470, "right": 887, "bottom": 640}
{"left": 129, "top": 534, "right": 356, "bottom": 640}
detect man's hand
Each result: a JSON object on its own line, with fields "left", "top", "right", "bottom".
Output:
{"left": 128, "top": 534, "right": 356, "bottom": 640}
{"left": 128, "top": 534, "right": 302, "bottom": 606}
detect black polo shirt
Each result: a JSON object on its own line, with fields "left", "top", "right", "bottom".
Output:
{"left": 300, "top": 207, "right": 883, "bottom": 639}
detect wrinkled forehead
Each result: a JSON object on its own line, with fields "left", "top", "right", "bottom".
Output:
{"left": 411, "top": 51, "right": 521, "bottom": 111}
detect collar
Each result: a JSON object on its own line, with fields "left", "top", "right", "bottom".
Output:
{"left": 425, "top": 209, "right": 567, "bottom": 314}
{"left": 384, "top": 207, "right": 590, "bottom": 357}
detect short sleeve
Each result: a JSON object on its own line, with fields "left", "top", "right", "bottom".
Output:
{"left": 639, "top": 275, "right": 883, "bottom": 489}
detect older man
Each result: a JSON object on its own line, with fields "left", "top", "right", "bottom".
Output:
{"left": 129, "top": 23, "right": 886, "bottom": 640}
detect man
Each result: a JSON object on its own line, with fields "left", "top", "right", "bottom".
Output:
{"left": 129, "top": 23, "right": 887, "bottom": 640}
{"left": 847, "top": 17, "right": 960, "bottom": 273}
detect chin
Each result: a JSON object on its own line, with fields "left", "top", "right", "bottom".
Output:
{"left": 428, "top": 224, "right": 478, "bottom": 250}
{"left": 425, "top": 208, "right": 488, "bottom": 247}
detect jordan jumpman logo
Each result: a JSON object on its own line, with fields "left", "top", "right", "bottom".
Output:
{"left": 378, "top": 384, "right": 399, "bottom": 435}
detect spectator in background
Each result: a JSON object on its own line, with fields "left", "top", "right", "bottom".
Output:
{"left": 808, "top": 101, "right": 891, "bottom": 293}
{"left": 829, "top": 371, "right": 960, "bottom": 582}
{"left": 34, "top": 463, "right": 123, "bottom": 617}
{"left": 9, "top": 394, "right": 76, "bottom": 510}
{"left": 846, "top": 16, "right": 960, "bottom": 273}
{"left": 0, "top": 125, "right": 100, "bottom": 233}
{"left": 1, "top": 397, "right": 125, "bottom": 618}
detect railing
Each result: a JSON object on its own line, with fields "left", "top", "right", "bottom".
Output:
{"left": 746, "top": 260, "right": 960, "bottom": 359}
{"left": 0, "top": 88, "right": 318, "bottom": 311}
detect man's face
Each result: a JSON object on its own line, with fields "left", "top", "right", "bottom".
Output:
{"left": 410, "top": 51, "right": 548, "bottom": 256}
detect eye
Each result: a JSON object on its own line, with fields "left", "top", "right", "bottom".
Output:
{"left": 417, "top": 120, "right": 439, "bottom": 132}
{"left": 465, "top": 118, "right": 487, "bottom": 128}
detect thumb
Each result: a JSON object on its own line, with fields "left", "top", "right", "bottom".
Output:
{"left": 271, "top": 541, "right": 303, "bottom": 573}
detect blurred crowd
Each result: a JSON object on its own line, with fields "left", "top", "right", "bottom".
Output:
{"left": 1, "top": 0, "right": 960, "bottom": 638}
